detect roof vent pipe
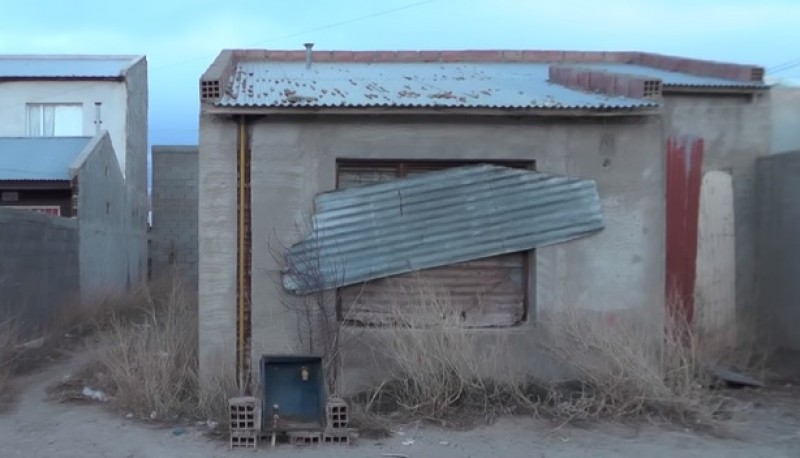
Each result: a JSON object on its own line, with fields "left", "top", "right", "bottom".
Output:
{"left": 304, "top": 43, "right": 314, "bottom": 69}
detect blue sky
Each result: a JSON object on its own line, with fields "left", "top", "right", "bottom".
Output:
{"left": 2, "top": 0, "right": 799, "bottom": 146}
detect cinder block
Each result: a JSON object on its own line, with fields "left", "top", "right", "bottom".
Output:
{"left": 229, "top": 396, "right": 259, "bottom": 432}
{"left": 288, "top": 431, "right": 322, "bottom": 446}
{"left": 323, "top": 429, "right": 354, "bottom": 445}
{"left": 326, "top": 398, "right": 349, "bottom": 430}
{"left": 230, "top": 430, "right": 258, "bottom": 449}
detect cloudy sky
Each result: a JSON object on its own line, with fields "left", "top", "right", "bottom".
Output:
{"left": 2, "top": 0, "right": 799, "bottom": 146}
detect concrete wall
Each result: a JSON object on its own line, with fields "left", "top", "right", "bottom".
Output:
{"left": 150, "top": 146, "right": 198, "bottom": 286}
{"left": 771, "top": 85, "right": 800, "bottom": 154}
{"left": 662, "top": 93, "right": 770, "bottom": 329}
{"left": 0, "top": 207, "right": 79, "bottom": 331}
{"left": 755, "top": 151, "right": 800, "bottom": 351}
{"left": 198, "top": 114, "right": 667, "bottom": 391}
{"left": 72, "top": 132, "right": 143, "bottom": 297}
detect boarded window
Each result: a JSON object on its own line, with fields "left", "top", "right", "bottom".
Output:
{"left": 336, "top": 160, "right": 531, "bottom": 328}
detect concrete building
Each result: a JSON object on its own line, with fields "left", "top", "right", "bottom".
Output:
{"left": 0, "top": 131, "right": 142, "bottom": 327}
{"left": 0, "top": 55, "right": 149, "bottom": 283}
{"left": 197, "top": 49, "right": 769, "bottom": 391}
{"left": 150, "top": 145, "right": 199, "bottom": 287}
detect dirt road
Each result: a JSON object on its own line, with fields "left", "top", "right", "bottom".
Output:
{"left": 2, "top": 357, "right": 799, "bottom": 458}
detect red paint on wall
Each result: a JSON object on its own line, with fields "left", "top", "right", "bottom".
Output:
{"left": 665, "top": 136, "right": 704, "bottom": 325}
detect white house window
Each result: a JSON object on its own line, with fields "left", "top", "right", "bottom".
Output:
{"left": 26, "top": 103, "right": 83, "bottom": 137}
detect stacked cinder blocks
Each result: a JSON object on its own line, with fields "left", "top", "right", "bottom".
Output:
{"left": 150, "top": 146, "right": 199, "bottom": 286}
{"left": 323, "top": 397, "right": 353, "bottom": 445}
{"left": 229, "top": 397, "right": 259, "bottom": 449}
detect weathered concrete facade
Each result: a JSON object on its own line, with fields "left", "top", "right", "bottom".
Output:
{"left": 662, "top": 93, "right": 771, "bottom": 331}
{"left": 150, "top": 146, "right": 199, "bottom": 286}
{"left": 199, "top": 114, "right": 667, "bottom": 390}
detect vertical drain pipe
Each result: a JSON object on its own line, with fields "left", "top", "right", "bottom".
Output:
{"left": 236, "top": 115, "right": 250, "bottom": 392}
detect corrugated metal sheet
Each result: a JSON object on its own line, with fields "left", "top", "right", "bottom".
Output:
{"left": 218, "top": 62, "right": 659, "bottom": 109}
{"left": 0, "top": 137, "right": 91, "bottom": 180}
{"left": 582, "top": 63, "right": 767, "bottom": 89}
{"left": 283, "top": 165, "right": 604, "bottom": 294}
{"left": 0, "top": 56, "right": 137, "bottom": 78}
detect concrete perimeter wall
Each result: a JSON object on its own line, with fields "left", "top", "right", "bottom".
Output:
{"left": 150, "top": 146, "right": 198, "bottom": 286}
{"left": 0, "top": 208, "right": 79, "bottom": 331}
{"left": 756, "top": 151, "right": 800, "bottom": 351}
{"left": 74, "top": 132, "right": 144, "bottom": 297}
{"left": 199, "top": 113, "right": 667, "bottom": 392}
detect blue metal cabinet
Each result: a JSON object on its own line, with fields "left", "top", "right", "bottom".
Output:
{"left": 260, "top": 355, "right": 326, "bottom": 432}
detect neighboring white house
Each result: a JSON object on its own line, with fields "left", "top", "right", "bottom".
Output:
{"left": 769, "top": 78, "right": 800, "bottom": 154}
{"left": 0, "top": 55, "right": 150, "bottom": 291}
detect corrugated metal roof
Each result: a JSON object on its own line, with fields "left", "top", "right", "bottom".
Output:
{"left": 218, "top": 62, "right": 659, "bottom": 110}
{"left": 581, "top": 63, "right": 766, "bottom": 88}
{"left": 0, "top": 56, "right": 137, "bottom": 79}
{"left": 0, "top": 137, "right": 91, "bottom": 180}
{"left": 283, "top": 165, "right": 604, "bottom": 294}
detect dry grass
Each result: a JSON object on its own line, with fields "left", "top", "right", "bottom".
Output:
{"left": 357, "top": 282, "right": 753, "bottom": 432}
{"left": 48, "top": 276, "right": 240, "bottom": 427}
{"left": 536, "top": 306, "right": 733, "bottom": 427}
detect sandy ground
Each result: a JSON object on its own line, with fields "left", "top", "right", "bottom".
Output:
{"left": 2, "top": 356, "right": 800, "bottom": 458}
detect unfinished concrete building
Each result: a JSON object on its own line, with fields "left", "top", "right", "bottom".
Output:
{"left": 197, "top": 49, "right": 768, "bottom": 391}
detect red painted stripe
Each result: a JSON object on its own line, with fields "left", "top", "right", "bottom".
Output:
{"left": 665, "top": 136, "right": 704, "bottom": 326}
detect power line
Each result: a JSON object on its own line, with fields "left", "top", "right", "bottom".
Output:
{"left": 0, "top": 0, "right": 440, "bottom": 114}
{"left": 768, "top": 57, "right": 800, "bottom": 74}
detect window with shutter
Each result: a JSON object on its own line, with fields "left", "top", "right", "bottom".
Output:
{"left": 335, "top": 160, "right": 532, "bottom": 327}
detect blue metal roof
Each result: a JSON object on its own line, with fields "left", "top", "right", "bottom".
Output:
{"left": 219, "top": 61, "right": 659, "bottom": 110}
{"left": 0, "top": 137, "right": 91, "bottom": 181}
{"left": 283, "top": 165, "right": 604, "bottom": 294}
{"left": 580, "top": 63, "right": 766, "bottom": 88}
{"left": 0, "top": 56, "right": 139, "bottom": 79}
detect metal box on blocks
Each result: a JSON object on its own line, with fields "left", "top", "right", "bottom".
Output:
{"left": 260, "top": 355, "right": 326, "bottom": 433}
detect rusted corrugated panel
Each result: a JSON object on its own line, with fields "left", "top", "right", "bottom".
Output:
{"left": 665, "top": 136, "right": 704, "bottom": 325}
{"left": 282, "top": 165, "right": 604, "bottom": 294}
{"left": 217, "top": 61, "right": 658, "bottom": 110}
{"left": 340, "top": 253, "right": 525, "bottom": 327}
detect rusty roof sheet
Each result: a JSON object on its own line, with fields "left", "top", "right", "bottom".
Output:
{"left": 282, "top": 165, "right": 604, "bottom": 294}
{"left": 218, "top": 61, "right": 659, "bottom": 110}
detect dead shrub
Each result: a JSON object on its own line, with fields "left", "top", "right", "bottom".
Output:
{"left": 359, "top": 279, "right": 532, "bottom": 423}
{"left": 359, "top": 281, "right": 746, "bottom": 431}
{"left": 535, "top": 305, "right": 738, "bottom": 428}
{"left": 50, "top": 275, "right": 240, "bottom": 427}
